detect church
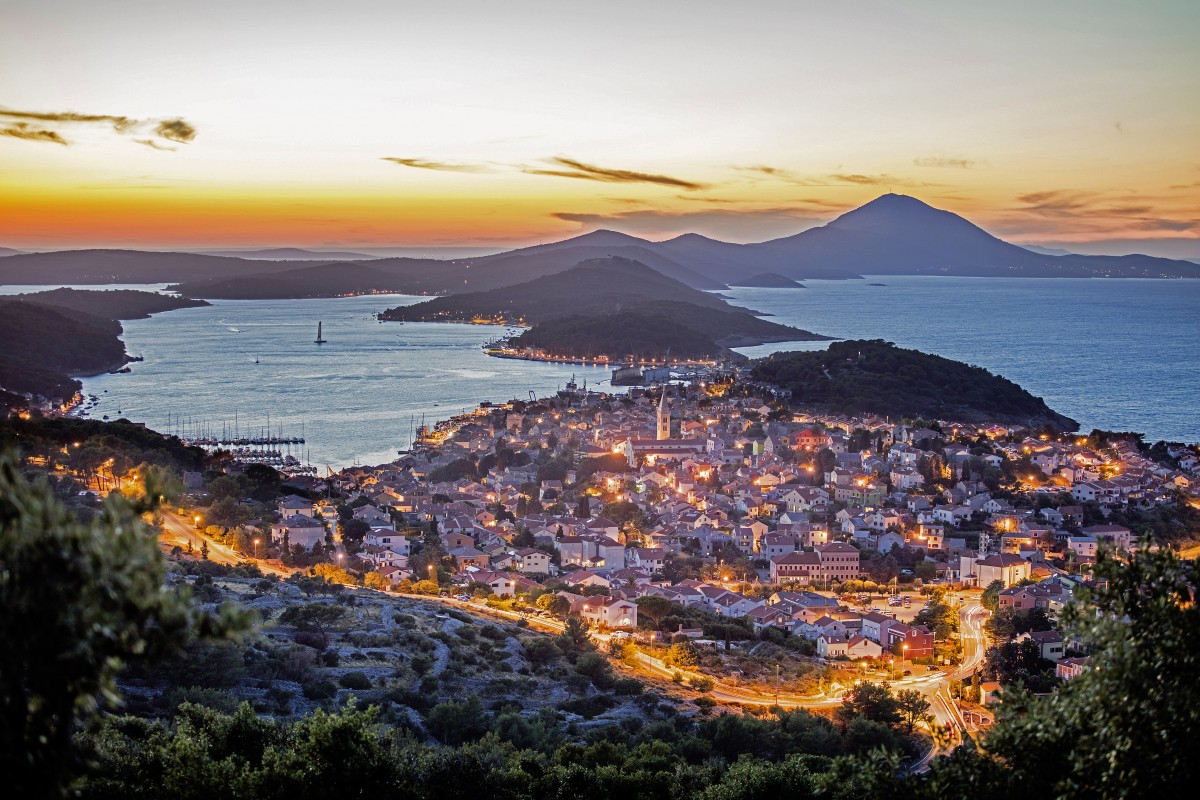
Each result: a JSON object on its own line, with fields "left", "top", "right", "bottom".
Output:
{"left": 619, "top": 388, "right": 703, "bottom": 467}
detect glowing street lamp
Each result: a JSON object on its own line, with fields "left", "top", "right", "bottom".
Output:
{"left": 253, "top": 537, "right": 261, "bottom": 559}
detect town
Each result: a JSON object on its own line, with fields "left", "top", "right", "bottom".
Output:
{"left": 144, "top": 371, "right": 1198, "bottom": 740}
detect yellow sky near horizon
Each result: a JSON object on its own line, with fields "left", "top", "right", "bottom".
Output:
{"left": 2, "top": 0, "right": 1198, "bottom": 255}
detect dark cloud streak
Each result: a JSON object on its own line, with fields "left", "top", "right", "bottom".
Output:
{"left": 380, "top": 157, "right": 492, "bottom": 173}
{"left": 0, "top": 106, "right": 196, "bottom": 148}
{"left": 525, "top": 157, "right": 706, "bottom": 190}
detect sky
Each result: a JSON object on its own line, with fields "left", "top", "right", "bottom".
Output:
{"left": 1, "top": 0, "right": 1198, "bottom": 255}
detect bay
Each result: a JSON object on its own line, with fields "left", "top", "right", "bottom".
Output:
{"left": 73, "top": 293, "right": 612, "bottom": 469}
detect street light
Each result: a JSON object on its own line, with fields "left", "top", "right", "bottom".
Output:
{"left": 253, "top": 537, "right": 261, "bottom": 560}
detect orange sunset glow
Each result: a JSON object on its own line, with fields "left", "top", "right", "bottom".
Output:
{"left": 2, "top": 0, "right": 1198, "bottom": 256}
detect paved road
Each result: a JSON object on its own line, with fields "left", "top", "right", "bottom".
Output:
{"left": 158, "top": 510, "right": 291, "bottom": 576}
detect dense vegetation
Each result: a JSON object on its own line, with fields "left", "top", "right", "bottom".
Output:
{"left": 0, "top": 290, "right": 210, "bottom": 408}
{"left": 0, "top": 300, "right": 127, "bottom": 405}
{"left": 752, "top": 339, "right": 1078, "bottom": 428}
{"left": 8, "top": 288, "right": 209, "bottom": 319}
{"left": 1, "top": 415, "right": 206, "bottom": 475}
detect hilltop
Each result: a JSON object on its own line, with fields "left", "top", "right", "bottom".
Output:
{"left": 752, "top": 339, "right": 1078, "bottom": 429}
{"left": 381, "top": 257, "right": 827, "bottom": 358}
{"left": 380, "top": 256, "right": 734, "bottom": 324}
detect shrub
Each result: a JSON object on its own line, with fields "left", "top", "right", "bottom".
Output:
{"left": 302, "top": 679, "right": 338, "bottom": 700}
{"left": 339, "top": 671, "right": 372, "bottom": 690}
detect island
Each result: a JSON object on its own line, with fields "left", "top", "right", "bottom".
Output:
{"left": 751, "top": 338, "right": 1079, "bottom": 429}
{"left": 729, "top": 272, "right": 806, "bottom": 288}
{"left": 379, "top": 256, "right": 829, "bottom": 361}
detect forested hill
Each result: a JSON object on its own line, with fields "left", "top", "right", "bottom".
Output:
{"left": 0, "top": 301, "right": 126, "bottom": 405}
{"left": 8, "top": 288, "right": 209, "bottom": 319}
{"left": 383, "top": 257, "right": 828, "bottom": 357}
{"left": 380, "top": 256, "right": 735, "bottom": 324}
{"left": 0, "top": 290, "right": 206, "bottom": 409}
{"left": 752, "top": 339, "right": 1078, "bottom": 429}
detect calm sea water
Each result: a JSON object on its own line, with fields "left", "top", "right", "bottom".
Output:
{"left": 68, "top": 292, "right": 612, "bottom": 468}
{"left": 729, "top": 277, "right": 1200, "bottom": 443}
{"left": 5, "top": 276, "right": 1197, "bottom": 467}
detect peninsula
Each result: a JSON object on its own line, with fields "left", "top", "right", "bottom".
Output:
{"left": 379, "top": 257, "right": 829, "bottom": 360}
{"left": 752, "top": 339, "right": 1079, "bottom": 429}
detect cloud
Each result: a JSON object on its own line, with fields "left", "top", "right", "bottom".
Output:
{"left": 913, "top": 156, "right": 976, "bottom": 169}
{"left": 829, "top": 173, "right": 899, "bottom": 185}
{"left": 381, "top": 157, "right": 492, "bottom": 173}
{"left": 135, "top": 138, "right": 176, "bottom": 151}
{"left": 524, "top": 157, "right": 707, "bottom": 190}
{"left": 154, "top": 118, "right": 196, "bottom": 143}
{"left": 550, "top": 206, "right": 825, "bottom": 242}
{"left": 1169, "top": 181, "right": 1200, "bottom": 190}
{"left": 0, "top": 106, "right": 196, "bottom": 148}
{"left": 0, "top": 122, "right": 68, "bottom": 145}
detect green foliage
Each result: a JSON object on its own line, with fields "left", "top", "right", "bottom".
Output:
{"left": 925, "top": 547, "right": 1200, "bottom": 798}
{"left": 981, "top": 579, "right": 1004, "bottom": 612}
{"left": 0, "top": 451, "right": 240, "bottom": 797}
{"left": 663, "top": 641, "right": 700, "bottom": 669}
{"left": 425, "top": 694, "right": 488, "bottom": 745}
{"left": 751, "top": 339, "right": 1075, "bottom": 427}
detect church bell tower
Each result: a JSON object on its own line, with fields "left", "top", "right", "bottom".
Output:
{"left": 656, "top": 387, "right": 671, "bottom": 440}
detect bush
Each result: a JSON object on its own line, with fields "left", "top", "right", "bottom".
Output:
{"left": 301, "top": 679, "right": 338, "bottom": 700}
{"left": 690, "top": 676, "right": 715, "bottom": 693}
{"left": 339, "top": 671, "right": 372, "bottom": 690}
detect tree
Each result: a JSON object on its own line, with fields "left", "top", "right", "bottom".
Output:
{"left": 634, "top": 595, "right": 675, "bottom": 629}
{"left": 927, "top": 546, "right": 1200, "bottom": 798}
{"left": 575, "top": 494, "right": 591, "bottom": 519}
{"left": 557, "top": 616, "right": 591, "bottom": 659}
{"left": 425, "top": 695, "right": 487, "bottom": 745}
{"left": 981, "top": 579, "right": 1005, "bottom": 612}
{"left": 0, "top": 452, "right": 238, "bottom": 797}
{"left": 835, "top": 682, "right": 901, "bottom": 728}
{"left": 895, "top": 689, "right": 931, "bottom": 732}
{"left": 363, "top": 571, "right": 391, "bottom": 592}
{"left": 340, "top": 517, "right": 370, "bottom": 545}
{"left": 663, "top": 641, "right": 699, "bottom": 668}
{"left": 536, "top": 593, "right": 569, "bottom": 617}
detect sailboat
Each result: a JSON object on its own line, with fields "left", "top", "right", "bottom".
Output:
{"left": 314, "top": 321, "right": 327, "bottom": 344}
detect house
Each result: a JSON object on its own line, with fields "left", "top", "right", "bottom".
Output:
{"left": 462, "top": 569, "right": 516, "bottom": 597}
{"left": 277, "top": 494, "right": 316, "bottom": 518}
{"left": 980, "top": 681, "right": 1003, "bottom": 705}
{"left": 815, "top": 541, "right": 861, "bottom": 583}
{"left": 1056, "top": 657, "right": 1091, "bottom": 680}
{"left": 514, "top": 548, "right": 551, "bottom": 574}
{"left": 769, "top": 551, "right": 821, "bottom": 584}
{"left": 579, "top": 596, "right": 638, "bottom": 628}
{"left": 1019, "top": 629, "right": 1065, "bottom": 661}
{"left": 271, "top": 514, "right": 326, "bottom": 549}
{"left": 364, "top": 528, "right": 410, "bottom": 553}
{"left": 846, "top": 635, "right": 883, "bottom": 660}
{"left": 888, "top": 623, "right": 935, "bottom": 658}
{"left": 816, "top": 634, "right": 849, "bottom": 659}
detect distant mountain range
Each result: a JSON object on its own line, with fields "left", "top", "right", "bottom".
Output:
{"left": 2, "top": 194, "right": 1197, "bottom": 294}
{"left": 197, "top": 247, "right": 381, "bottom": 260}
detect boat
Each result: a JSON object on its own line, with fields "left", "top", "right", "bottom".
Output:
{"left": 314, "top": 321, "right": 327, "bottom": 344}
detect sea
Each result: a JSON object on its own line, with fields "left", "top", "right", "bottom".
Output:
{"left": 2, "top": 277, "right": 1197, "bottom": 468}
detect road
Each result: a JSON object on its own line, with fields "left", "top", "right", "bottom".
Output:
{"left": 412, "top": 591, "right": 988, "bottom": 769}
{"left": 158, "top": 510, "right": 291, "bottom": 576}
